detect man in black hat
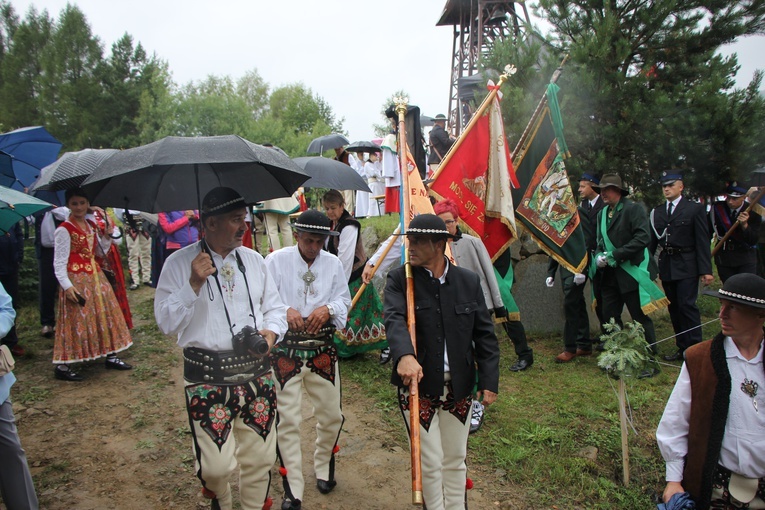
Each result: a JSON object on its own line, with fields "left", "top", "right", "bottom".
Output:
{"left": 595, "top": 173, "right": 667, "bottom": 377}
{"left": 155, "top": 186, "right": 287, "bottom": 510}
{"left": 709, "top": 182, "right": 762, "bottom": 283}
{"left": 657, "top": 273, "right": 765, "bottom": 509}
{"left": 264, "top": 209, "right": 350, "bottom": 510}
{"left": 384, "top": 214, "right": 500, "bottom": 510}
{"left": 428, "top": 114, "right": 455, "bottom": 176}
{"left": 649, "top": 171, "right": 714, "bottom": 361}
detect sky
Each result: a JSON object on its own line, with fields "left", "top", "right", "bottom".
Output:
{"left": 8, "top": 0, "right": 764, "bottom": 144}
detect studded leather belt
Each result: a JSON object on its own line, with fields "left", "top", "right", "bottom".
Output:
{"left": 279, "top": 324, "right": 335, "bottom": 350}
{"left": 183, "top": 347, "right": 270, "bottom": 385}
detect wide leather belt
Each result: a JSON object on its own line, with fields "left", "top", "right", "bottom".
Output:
{"left": 280, "top": 324, "right": 335, "bottom": 350}
{"left": 183, "top": 347, "right": 270, "bottom": 385}
{"left": 663, "top": 245, "right": 694, "bottom": 255}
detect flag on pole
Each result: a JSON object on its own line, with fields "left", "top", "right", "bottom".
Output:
{"left": 511, "top": 83, "right": 587, "bottom": 274}
{"left": 429, "top": 86, "right": 518, "bottom": 260}
{"left": 430, "top": 83, "right": 520, "bottom": 320}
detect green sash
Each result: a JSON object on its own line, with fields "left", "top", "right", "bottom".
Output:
{"left": 494, "top": 262, "right": 521, "bottom": 322}
{"left": 599, "top": 208, "right": 669, "bottom": 314}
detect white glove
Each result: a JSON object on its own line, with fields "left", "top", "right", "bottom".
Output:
{"left": 573, "top": 273, "right": 586, "bottom": 285}
{"left": 545, "top": 277, "right": 554, "bottom": 288}
{"left": 596, "top": 254, "right": 608, "bottom": 268}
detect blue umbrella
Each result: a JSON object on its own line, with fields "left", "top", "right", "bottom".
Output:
{"left": 0, "top": 126, "right": 62, "bottom": 191}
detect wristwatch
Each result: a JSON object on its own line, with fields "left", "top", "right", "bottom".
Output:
{"left": 326, "top": 304, "right": 335, "bottom": 318}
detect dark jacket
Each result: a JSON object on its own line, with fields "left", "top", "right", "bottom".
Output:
{"left": 582, "top": 196, "right": 605, "bottom": 253}
{"left": 428, "top": 124, "right": 454, "bottom": 165}
{"left": 709, "top": 201, "right": 762, "bottom": 268}
{"left": 650, "top": 197, "right": 713, "bottom": 281}
{"left": 0, "top": 223, "right": 24, "bottom": 276}
{"left": 596, "top": 197, "right": 657, "bottom": 291}
{"left": 384, "top": 261, "right": 500, "bottom": 400}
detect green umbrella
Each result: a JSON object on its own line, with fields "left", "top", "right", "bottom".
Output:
{"left": 0, "top": 184, "right": 54, "bottom": 234}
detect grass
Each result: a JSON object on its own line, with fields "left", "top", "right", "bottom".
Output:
{"left": 342, "top": 215, "right": 725, "bottom": 508}
{"left": 8, "top": 219, "right": 724, "bottom": 509}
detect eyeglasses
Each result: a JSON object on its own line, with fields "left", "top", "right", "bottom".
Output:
{"left": 443, "top": 220, "right": 456, "bottom": 225}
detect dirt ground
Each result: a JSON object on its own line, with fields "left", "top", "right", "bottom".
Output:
{"left": 7, "top": 287, "right": 506, "bottom": 510}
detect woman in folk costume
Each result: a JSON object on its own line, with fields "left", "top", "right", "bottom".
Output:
{"left": 365, "top": 153, "right": 385, "bottom": 217}
{"left": 52, "top": 188, "right": 133, "bottom": 381}
{"left": 91, "top": 207, "right": 132, "bottom": 329}
{"left": 322, "top": 189, "right": 387, "bottom": 358}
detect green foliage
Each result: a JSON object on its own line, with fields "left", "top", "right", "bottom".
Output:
{"left": 597, "top": 319, "right": 659, "bottom": 379}
{"left": 486, "top": 0, "right": 765, "bottom": 196}
{"left": 0, "top": 4, "right": 345, "bottom": 158}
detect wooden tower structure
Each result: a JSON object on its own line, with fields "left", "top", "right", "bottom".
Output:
{"left": 437, "top": 0, "right": 531, "bottom": 135}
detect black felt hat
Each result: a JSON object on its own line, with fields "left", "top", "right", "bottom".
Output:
{"left": 293, "top": 209, "right": 339, "bottom": 236}
{"left": 703, "top": 273, "right": 765, "bottom": 309}
{"left": 401, "top": 214, "right": 455, "bottom": 238}
{"left": 201, "top": 187, "right": 246, "bottom": 217}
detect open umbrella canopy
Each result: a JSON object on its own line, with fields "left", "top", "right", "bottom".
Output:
{"left": 0, "top": 126, "right": 62, "bottom": 190}
{"left": 292, "top": 157, "right": 371, "bottom": 192}
{"left": 33, "top": 148, "right": 119, "bottom": 192}
{"left": 306, "top": 133, "right": 350, "bottom": 154}
{"left": 81, "top": 135, "right": 309, "bottom": 213}
{"left": 345, "top": 141, "right": 382, "bottom": 153}
{"left": 0, "top": 185, "right": 54, "bottom": 234}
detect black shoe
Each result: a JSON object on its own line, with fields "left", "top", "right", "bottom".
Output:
{"left": 637, "top": 366, "right": 660, "bottom": 379}
{"left": 509, "top": 359, "right": 532, "bottom": 372}
{"left": 54, "top": 366, "right": 83, "bottom": 381}
{"left": 281, "top": 498, "right": 301, "bottom": 510}
{"left": 316, "top": 479, "right": 337, "bottom": 494}
{"left": 379, "top": 347, "right": 391, "bottom": 365}
{"left": 105, "top": 356, "right": 133, "bottom": 370}
{"left": 594, "top": 341, "right": 606, "bottom": 352}
{"left": 662, "top": 351, "right": 684, "bottom": 362}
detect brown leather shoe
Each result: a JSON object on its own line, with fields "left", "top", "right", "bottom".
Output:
{"left": 555, "top": 351, "right": 577, "bottom": 363}
{"left": 575, "top": 348, "right": 593, "bottom": 356}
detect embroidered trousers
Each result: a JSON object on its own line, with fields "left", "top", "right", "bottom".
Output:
{"left": 273, "top": 348, "right": 343, "bottom": 502}
{"left": 398, "top": 381, "right": 472, "bottom": 510}
{"left": 184, "top": 374, "right": 276, "bottom": 510}
{"left": 126, "top": 232, "right": 152, "bottom": 284}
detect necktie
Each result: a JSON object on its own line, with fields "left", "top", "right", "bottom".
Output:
{"left": 732, "top": 209, "right": 739, "bottom": 221}
{"left": 667, "top": 202, "right": 673, "bottom": 217}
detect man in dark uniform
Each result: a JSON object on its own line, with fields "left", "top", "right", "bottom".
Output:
{"left": 595, "top": 174, "right": 666, "bottom": 378}
{"left": 546, "top": 172, "right": 605, "bottom": 361}
{"left": 384, "top": 214, "right": 500, "bottom": 510}
{"left": 649, "top": 171, "right": 713, "bottom": 361}
{"left": 428, "top": 114, "right": 455, "bottom": 176}
{"left": 709, "top": 182, "right": 762, "bottom": 283}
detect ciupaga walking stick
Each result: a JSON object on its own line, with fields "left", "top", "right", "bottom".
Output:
{"left": 395, "top": 97, "right": 423, "bottom": 506}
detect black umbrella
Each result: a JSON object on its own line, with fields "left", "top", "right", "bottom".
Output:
{"left": 32, "top": 148, "right": 119, "bottom": 191}
{"left": 306, "top": 133, "right": 350, "bottom": 154}
{"left": 81, "top": 135, "right": 309, "bottom": 213}
{"left": 293, "top": 157, "right": 371, "bottom": 192}
{"left": 345, "top": 141, "right": 382, "bottom": 153}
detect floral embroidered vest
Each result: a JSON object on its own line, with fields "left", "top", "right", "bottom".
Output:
{"left": 62, "top": 220, "right": 98, "bottom": 274}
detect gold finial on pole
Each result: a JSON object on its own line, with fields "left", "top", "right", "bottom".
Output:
{"left": 394, "top": 96, "right": 409, "bottom": 121}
